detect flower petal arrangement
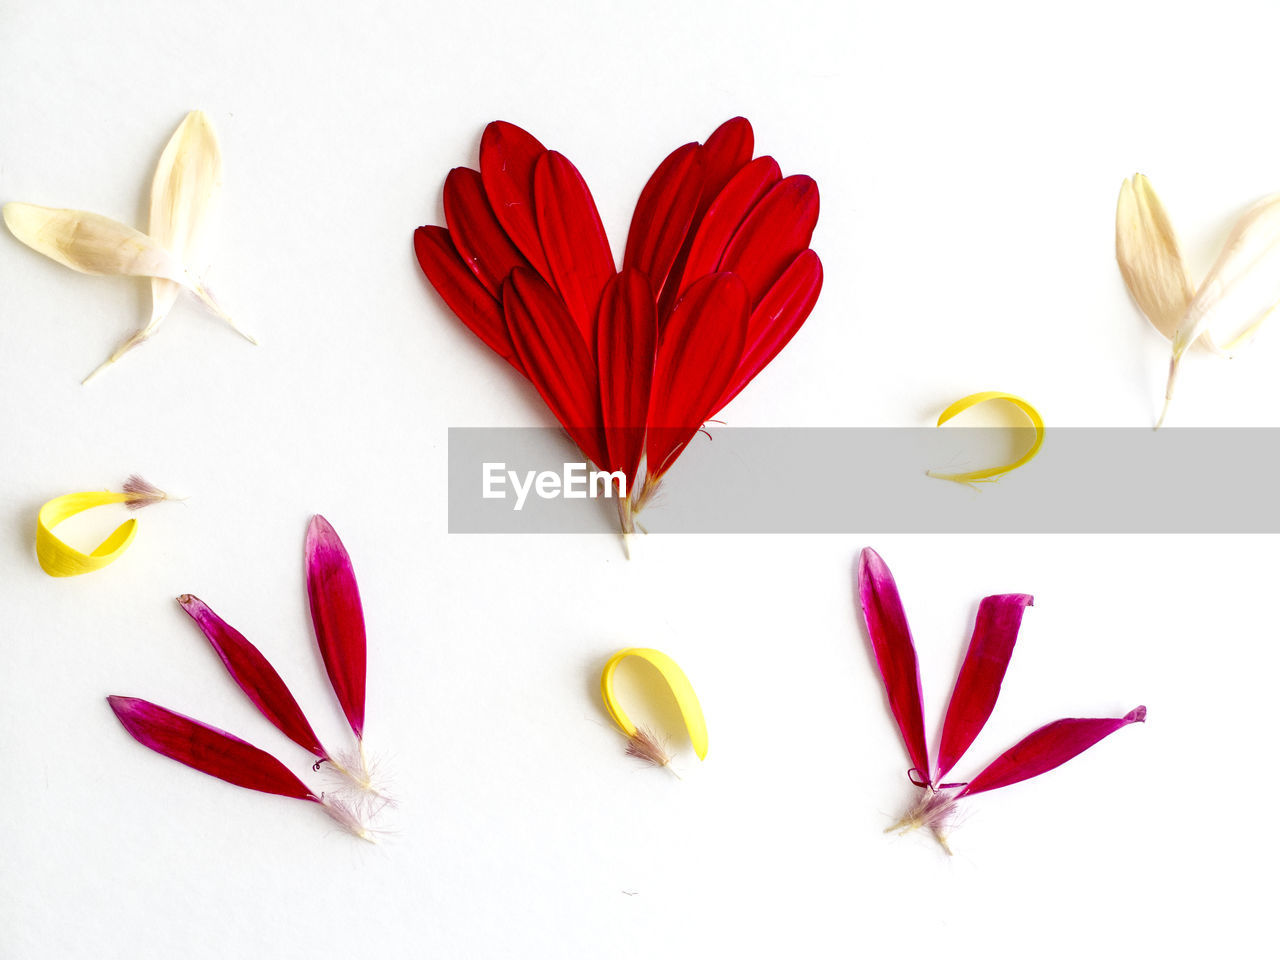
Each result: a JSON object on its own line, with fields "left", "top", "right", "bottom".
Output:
{"left": 857, "top": 548, "right": 1145, "bottom": 853}
{"left": 109, "top": 516, "right": 386, "bottom": 840}
{"left": 415, "top": 118, "right": 822, "bottom": 535}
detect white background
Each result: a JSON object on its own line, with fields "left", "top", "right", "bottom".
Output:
{"left": 2, "top": 1, "right": 1277, "bottom": 957}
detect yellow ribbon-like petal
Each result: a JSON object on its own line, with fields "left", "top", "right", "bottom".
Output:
{"left": 36, "top": 491, "right": 140, "bottom": 577}
{"left": 927, "top": 392, "right": 1044, "bottom": 485}
{"left": 600, "top": 647, "right": 708, "bottom": 761}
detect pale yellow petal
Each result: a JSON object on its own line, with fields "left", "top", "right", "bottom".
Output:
{"left": 3, "top": 203, "right": 188, "bottom": 281}
{"left": 1115, "top": 174, "right": 1194, "bottom": 340}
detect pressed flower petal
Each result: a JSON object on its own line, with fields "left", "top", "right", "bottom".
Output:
{"left": 503, "top": 268, "right": 608, "bottom": 467}
{"left": 678, "top": 156, "right": 782, "bottom": 301}
{"left": 1115, "top": 174, "right": 1193, "bottom": 341}
{"left": 107, "top": 695, "right": 317, "bottom": 800}
{"left": 927, "top": 392, "right": 1045, "bottom": 485}
{"left": 479, "top": 120, "right": 552, "bottom": 281}
{"left": 935, "top": 594, "right": 1034, "bottom": 781}
{"left": 957, "top": 706, "right": 1147, "bottom": 796}
{"left": 718, "top": 175, "right": 820, "bottom": 304}
{"left": 645, "top": 273, "right": 749, "bottom": 478}
{"left": 858, "top": 548, "right": 930, "bottom": 781}
{"left": 4, "top": 203, "right": 189, "bottom": 281}
{"left": 534, "top": 150, "right": 616, "bottom": 343}
{"left": 414, "top": 225, "right": 525, "bottom": 375}
{"left": 600, "top": 647, "right": 708, "bottom": 761}
{"left": 177, "top": 594, "right": 328, "bottom": 761}
{"left": 697, "top": 117, "right": 755, "bottom": 214}
{"left": 444, "top": 167, "right": 533, "bottom": 297}
{"left": 715, "top": 248, "right": 823, "bottom": 413}
{"left": 597, "top": 268, "right": 657, "bottom": 478}
{"left": 623, "top": 142, "right": 704, "bottom": 303}
{"left": 306, "top": 515, "right": 368, "bottom": 741}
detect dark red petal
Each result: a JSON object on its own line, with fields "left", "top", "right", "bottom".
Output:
{"left": 698, "top": 117, "right": 755, "bottom": 213}
{"left": 719, "top": 174, "right": 820, "bottom": 304}
{"left": 443, "top": 167, "right": 532, "bottom": 297}
{"left": 107, "top": 696, "right": 316, "bottom": 801}
{"left": 623, "top": 142, "right": 704, "bottom": 303}
{"left": 534, "top": 150, "right": 617, "bottom": 343}
{"left": 678, "top": 156, "right": 782, "bottom": 300}
{"left": 858, "top": 548, "right": 930, "bottom": 781}
{"left": 597, "top": 269, "right": 657, "bottom": 477}
{"left": 177, "top": 594, "right": 328, "bottom": 761}
{"left": 306, "top": 515, "right": 367, "bottom": 741}
{"left": 714, "top": 249, "right": 823, "bottom": 414}
{"left": 957, "top": 706, "right": 1147, "bottom": 797}
{"left": 479, "top": 120, "right": 552, "bottom": 281}
{"left": 413, "top": 225, "right": 525, "bottom": 376}
{"left": 503, "top": 268, "right": 608, "bottom": 467}
{"left": 645, "top": 273, "right": 748, "bottom": 478}
{"left": 934, "top": 594, "right": 1035, "bottom": 781}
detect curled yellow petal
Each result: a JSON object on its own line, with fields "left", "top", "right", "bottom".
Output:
{"left": 1116, "top": 174, "right": 1194, "bottom": 341}
{"left": 927, "top": 392, "right": 1044, "bottom": 485}
{"left": 600, "top": 648, "right": 708, "bottom": 762}
{"left": 36, "top": 477, "right": 173, "bottom": 577}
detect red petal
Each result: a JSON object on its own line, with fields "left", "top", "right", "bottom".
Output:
{"left": 858, "top": 548, "right": 930, "bottom": 781}
{"left": 678, "top": 156, "right": 782, "bottom": 301}
{"left": 958, "top": 707, "right": 1147, "bottom": 797}
{"left": 534, "top": 150, "right": 617, "bottom": 342}
{"left": 306, "top": 515, "right": 367, "bottom": 741}
{"left": 645, "top": 273, "right": 748, "bottom": 478}
{"left": 177, "top": 594, "right": 328, "bottom": 761}
{"left": 934, "top": 594, "right": 1034, "bottom": 781}
{"left": 719, "top": 174, "right": 820, "bottom": 304}
{"left": 108, "top": 696, "right": 316, "bottom": 801}
{"left": 714, "top": 249, "right": 823, "bottom": 413}
{"left": 444, "top": 167, "right": 532, "bottom": 297}
{"left": 503, "top": 268, "right": 608, "bottom": 467}
{"left": 597, "top": 268, "right": 657, "bottom": 477}
{"left": 479, "top": 120, "right": 552, "bottom": 281}
{"left": 413, "top": 225, "right": 525, "bottom": 376}
{"left": 698, "top": 117, "right": 755, "bottom": 214}
{"left": 623, "top": 142, "right": 704, "bottom": 303}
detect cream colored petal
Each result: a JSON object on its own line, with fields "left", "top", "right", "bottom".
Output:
{"left": 1175, "top": 193, "right": 1280, "bottom": 360}
{"left": 3, "top": 203, "right": 187, "bottom": 282}
{"left": 1115, "top": 174, "right": 1194, "bottom": 341}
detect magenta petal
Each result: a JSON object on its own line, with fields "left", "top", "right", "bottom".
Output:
{"left": 108, "top": 696, "right": 317, "bottom": 801}
{"left": 934, "top": 594, "right": 1034, "bottom": 781}
{"left": 305, "top": 516, "right": 368, "bottom": 741}
{"left": 177, "top": 594, "right": 328, "bottom": 761}
{"left": 858, "top": 548, "right": 930, "bottom": 781}
{"left": 957, "top": 706, "right": 1147, "bottom": 797}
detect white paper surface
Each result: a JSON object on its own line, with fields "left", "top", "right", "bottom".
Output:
{"left": 1, "top": 1, "right": 1276, "bottom": 956}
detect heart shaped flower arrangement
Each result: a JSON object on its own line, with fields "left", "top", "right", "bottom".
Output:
{"left": 414, "top": 117, "right": 822, "bottom": 536}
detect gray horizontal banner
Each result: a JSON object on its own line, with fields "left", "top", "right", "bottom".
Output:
{"left": 448, "top": 427, "right": 1280, "bottom": 533}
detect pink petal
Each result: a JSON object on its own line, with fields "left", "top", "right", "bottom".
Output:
{"left": 934, "top": 594, "right": 1034, "bottom": 781}
{"left": 534, "top": 151, "right": 617, "bottom": 344}
{"left": 107, "top": 695, "right": 317, "bottom": 801}
{"left": 718, "top": 174, "right": 820, "bottom": 304}
{"left": 503, "top": 268, "right": 608, "bottom": 468}
{"left": 957, "top": 707, "right": 1147, "bottom": 797}
{"left": 597, "top": 268, "right": 657, "bottom": 478}
{"left": 623, "top": 142, "right": 704, "bottom": 303}
{"left": 714, "top": 249, "right": 823, "bottom": 414}
{"left": 306, "top": 516, "right": 368, "bottom": 741}
{"left": 678, "top": 156, "right": 782, "bottom": 303}
{"left": 858, "top": 548, "right": 930, "bottom": 782}
{"left": 177, "top": 594, "right": 328, "bottom": 762}
{"left": 645, "top": 273, "right": 748, "bottom": 478}
{"left": 479, "top": 120, "right": 552, "bottom": 282}
{"left": 444, "top": 167, "right": 533, "bottom": 297}
{"left": 413, "top": 225, "right": 526, "bottom": 376}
